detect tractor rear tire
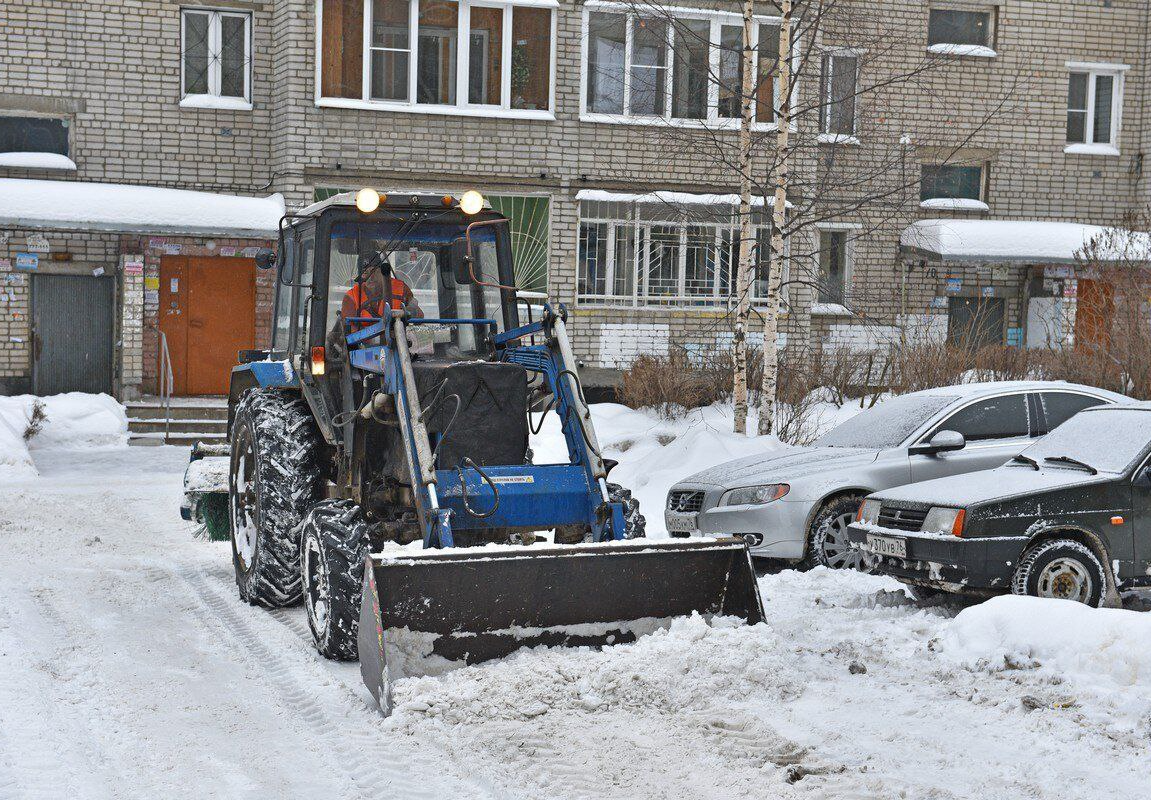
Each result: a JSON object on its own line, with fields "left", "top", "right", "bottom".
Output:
{"left": 301, "top": 500, "right": 369, "bottom": 661}
{"left": 229, "top": 389, "right": 325, "bottom": 607}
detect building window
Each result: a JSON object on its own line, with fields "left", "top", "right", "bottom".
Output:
{"left": 577, "top": 198, "right": 783, "bottom": 308}
{"left": 817, "top": 229, "right": 849, "bottom": 305}
{"left": 181, "top": 9, "right": 252, "bottom": 106}
{"left": 819, "top": 52, "right": 859, "bottom": 138}
{"left": 920, "top": 163, "right": 986, "bottom": 209}
{"left": 583, "top": 9, "right": 784, "bottom": 127}
{"left": 320, "top": 0, "right": 554, "bottom": 116}
{"left": 1066, "top": 66, "right": 1124, "bottom": 152}
{"left": 0, "top": 116, "right": 74, "bottom": 170}
{"left": 927, "top": 8, "right": 994, "bottom": 55}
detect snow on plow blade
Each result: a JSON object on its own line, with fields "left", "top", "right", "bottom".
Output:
{"left": 358, "top": 537, "right": 765, "bottom": 713}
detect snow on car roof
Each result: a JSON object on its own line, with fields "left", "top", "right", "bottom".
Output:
{"left": 908, "top": 380, "right": 1127, "bottom": 401}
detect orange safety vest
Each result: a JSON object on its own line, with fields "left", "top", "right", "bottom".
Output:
{"left": 346, "top": 278, "right": 409, "bottom": 317}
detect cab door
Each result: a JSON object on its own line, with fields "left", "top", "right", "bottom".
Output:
{"left": 909, "top": 392, "right": 1036, "bottom": 483}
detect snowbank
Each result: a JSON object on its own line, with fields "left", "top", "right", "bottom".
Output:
{"left": 939, "top": 594, "right": 1151, "bottom": 688}
{"left": 530, "top": 397, "right": 872, "bottom": 537}
{"left": 0, "top": 393, "right": 128, "bottom": 476}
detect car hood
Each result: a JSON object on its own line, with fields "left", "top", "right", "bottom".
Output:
{"left": 871, "top": 464, "right": 1111, "bottom": 508}
{"left": 678, "top": 447, "right": 880, "bottom": 488}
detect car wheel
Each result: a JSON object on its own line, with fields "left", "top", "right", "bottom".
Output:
{"left": 1011, "top": 539, "right": 1106, "bottom": 607}
{"left": 811, "top": 495, "right": 869, "bottom": 571}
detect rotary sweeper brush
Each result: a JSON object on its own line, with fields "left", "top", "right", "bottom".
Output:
{"left": 182, "top": 188, "right": 764, "bottom": 713}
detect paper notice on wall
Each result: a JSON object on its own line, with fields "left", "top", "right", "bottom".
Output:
{"left": 220, "top": 246, "right": 238, "bottom": 257}
{"left": 15, "top": 253, "right": 38, "bottom": 271}
{"left": 163, "top": 243, "right": 183, "bottom": 255}
{"left": 170, "top": 278, "right": 179, "bottom": 293}
{"left": 26, "top": 234, "right": 50, "bottom": 254}
{"left": 124, "top": 258, "right": 144, "bottom": 275}
{"left": 92, "top": 267, "right": 105, "bottom": 277}
{"left": 144, "top": 290, "right": 159, "bottom": 305}
{"left": 144, "top": 276, "right": 160, "bottom": 290}
{"left": 148, "top": 237, "right": 167, "bottom": 249}
{"left": 0, "top": 258, "right": 10, "bottom": 270}
{"left": 241, "top": 247, "right": 260, "bottom": 257}
{"left": 5, "top": 272, "right": 26, "bottom": 284}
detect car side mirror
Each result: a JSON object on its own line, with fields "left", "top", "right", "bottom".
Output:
{"left": 254, "top": 248, "right": 277, "bottom": 271}
{"left": 910, "top": 429, "right": 966, "bottom": 456}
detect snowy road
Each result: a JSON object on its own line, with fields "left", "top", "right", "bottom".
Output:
{"left": 2, "top": 447, "right": 1148, "bottom": 799}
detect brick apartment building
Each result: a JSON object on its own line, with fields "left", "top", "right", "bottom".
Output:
{"left": 1, "top": 0, "right": 1148, "bottom": 398}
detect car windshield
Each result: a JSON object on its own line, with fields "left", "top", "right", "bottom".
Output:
{"left": 814, "top": 394, "right": 959, "bottom": 449}
{"left": 327, "top": 220, "right": 505, "bottom": 356}
{"left": 1020, "top": 408, "right": 1151, "bottom": 474}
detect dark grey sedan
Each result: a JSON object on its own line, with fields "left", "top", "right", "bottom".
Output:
{"left": 848, "top": 404, "right": 1151, "bottom": 606}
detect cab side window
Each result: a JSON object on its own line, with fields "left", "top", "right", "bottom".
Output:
{"left": 1039, "top": 391, "right": 1105, "bottom": 433}
{"left": 271, "top": 231, "right": 295, "bottom": 351}
{"left": 933, "top": 394, "right": 1030, "bottom": 442}
{"left": 294, "top": 231, "right": 315, "bottom": 352}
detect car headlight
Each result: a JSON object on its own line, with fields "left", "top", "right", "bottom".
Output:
{"left": 723, "top": 484, "right": 789, "bottom": 506}
{"left": 857, "top": 498, "right": 881, "bottom": 526}
{"left": 922, "top": 507, "right": 966, "bottom": 537}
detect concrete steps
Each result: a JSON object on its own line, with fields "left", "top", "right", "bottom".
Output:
{"left": 127, "top": 396, "right": 228, "bottom": 447}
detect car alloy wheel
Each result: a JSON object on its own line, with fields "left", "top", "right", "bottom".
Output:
{"left": 819, "top": 511, "right": 865, "bottom": 569}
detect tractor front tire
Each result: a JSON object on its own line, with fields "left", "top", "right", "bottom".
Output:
{"left": 301, "top": 500, "right": 369, "bottom": 661}
{"left": 229, "top": 389, "right": 325, "bottom": 607}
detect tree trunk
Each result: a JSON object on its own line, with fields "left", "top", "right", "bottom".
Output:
{"left": 731, "top": 0, "right": 757, "bottom": 434}
{"left": 757, "top": 0, "right": 792, "bottom": 436}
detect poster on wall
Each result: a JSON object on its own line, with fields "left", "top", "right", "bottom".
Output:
{"left": 14, "top": 253, "right": 38, "bottom": 271}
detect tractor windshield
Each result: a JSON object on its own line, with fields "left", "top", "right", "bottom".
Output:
{"left": 327, "top": 220, "right": 507, "bottom": 357}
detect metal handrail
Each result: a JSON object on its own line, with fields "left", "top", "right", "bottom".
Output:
{"left": 158, "top": 331, "right": 174, "bottom": 442}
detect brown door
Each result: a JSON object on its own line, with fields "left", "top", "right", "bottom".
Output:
{"left": 1074, "top": 278, "right": 1114, "bottom": 351}
{"left": 159, "top": 256, "right": 256, "bottom": 395}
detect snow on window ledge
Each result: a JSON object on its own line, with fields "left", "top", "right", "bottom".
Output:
{"left": 180, "top": 94, "right": 254, "bottom": 111}
{"left": 1064, "top": 143, "right": 1120, "bottom": 157}
{"left": 919, "top": 198, "right": 989, "bottom": 212}
{"left": 817, "top": 133, "right": 860, "bottom": 146}
{"left": 0, "top": 152, "right": 77, "bottom": 171}
{"left": 810, "top": 302, "right": 852, "bottom": 316}
{"left": 927, "top": 43, "right": 998, "bottom": 58}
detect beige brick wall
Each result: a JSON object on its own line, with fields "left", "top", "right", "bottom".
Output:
{"left": 1, "top": 0, "right": 1148, "bottom": 374}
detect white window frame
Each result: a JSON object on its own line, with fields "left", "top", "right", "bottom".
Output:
{"left": 577, "top": 200, "right": 787, "bottom": 310}
{"left": 579, "top": 1, "right": 793, "bottom": 132}
{"left": 816, "top": 47, "right": 862, "bottom": 144}
{"left": 180, "top": 8, "right": 253, "bottom": 110}
{"left": 1064, "top": 61, "right": 1127, "bottom": 156}
{"left": 315, "top": 0, "right": 557, "bottom": 120}
{"left": 812, "top": 222, "right": 858, "bottom": 312}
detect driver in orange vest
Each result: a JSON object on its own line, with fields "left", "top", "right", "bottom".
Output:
{"left": 342, "top": 260, "right": 423, "bottom": 327}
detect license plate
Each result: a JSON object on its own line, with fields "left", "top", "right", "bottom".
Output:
{"left": 866, "top": 534, "right": 907, "bottom": 558}
{"left": 665, "top": 511, "right": 698, "bottom": 533}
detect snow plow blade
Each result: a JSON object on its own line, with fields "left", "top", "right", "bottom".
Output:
{"left": 358, "top": 537, "right": 764, "bottom": 712}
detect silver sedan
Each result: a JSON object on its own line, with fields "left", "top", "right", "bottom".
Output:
{"left": 664, "top": 381, "right": 1128, "bottom": 568}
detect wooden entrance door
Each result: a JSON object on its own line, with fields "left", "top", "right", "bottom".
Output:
{"left": 159, "top": 256, "right": 256, "bottom": 395}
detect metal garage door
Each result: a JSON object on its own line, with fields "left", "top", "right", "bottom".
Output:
{"left": 32, "top": 273, "right": 115, "bottom": 395}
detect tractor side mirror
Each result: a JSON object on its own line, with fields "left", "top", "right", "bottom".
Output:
{"left": 910, "top": 430, "right": 966, "bottom": 456}
{"left": 450, "top": 237, "right": 473, "bottom": 284}
{"left": 255, "top": 248, "right": 277, "bottom": 271}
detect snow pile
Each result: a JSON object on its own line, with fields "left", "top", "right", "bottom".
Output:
{"left": 530, "top": 398, "right": 871, "bottom": 537}
{"left": 0, "top": 152, "right": 77, "bottom": 170}
{"left": 0, "top": 394, "right": 128, "bottom": 476}
{"left": 0, "top": 177, "right": 284, "bottom": 236}
{"left": 939, "top": 595, "right": 1151, "bottom": 688}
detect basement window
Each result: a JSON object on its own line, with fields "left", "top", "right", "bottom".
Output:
{"left": 0, "top": 116, "right": 76, "bottom": 170}
{"left": 319, "top": 0, "right": 555, "bottom": 118}
{"left": 181, "top": 9, "right": 253, "bottom": 109}
{"left": 927, "top": 8, "right": 997, "bottom": 57}
{"left": 919, "top": 163, "right": 989, "bottom": 211}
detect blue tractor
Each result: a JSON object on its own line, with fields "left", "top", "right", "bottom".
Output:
{"left": 197, "top": 188, "right": 763, "bottom": 713}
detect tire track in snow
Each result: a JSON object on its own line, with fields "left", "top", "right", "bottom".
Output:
{"left": 175, "top": 567, "right": 497, "bottom": 800}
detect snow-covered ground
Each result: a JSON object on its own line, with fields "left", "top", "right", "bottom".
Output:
{"left": 2, "top": 399, "right": 1149, "bottom": 799}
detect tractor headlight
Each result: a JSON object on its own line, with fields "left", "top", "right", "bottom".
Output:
{"left": 355, "top": 187, "right": 381, "bottom": 213}
{"left": 857, "top": 498, "right": 881, "bottom": 526}
{"left": 922, "top": 507, "right": 966, "bottom": 537}
{"left": 723, "top": 484, "right": 789, "bottom": 506}
{"left": 459, "top": 189, "right": 485, "bottom": 215}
